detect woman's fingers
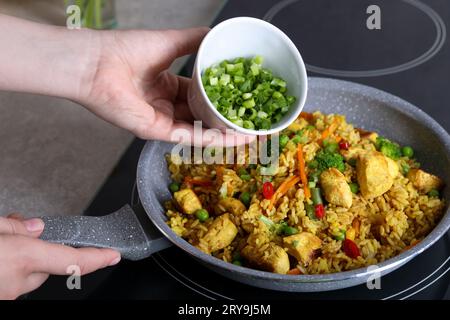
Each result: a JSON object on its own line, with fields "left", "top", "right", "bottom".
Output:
{"left": 161, "top": 27, "right": 209, "bottom": 59}
{"left": 176, "top": 75, "right": 191, "bottom": 102}
{"left": 28, "top": 239, "right": 121, "bottom": 276}
{"left": 0, "top": 216, "right": 44, "bottom": 237}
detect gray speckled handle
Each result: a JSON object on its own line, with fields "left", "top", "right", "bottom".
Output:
{"left": 39, "top": 205, "right": 171, "bottom": 261}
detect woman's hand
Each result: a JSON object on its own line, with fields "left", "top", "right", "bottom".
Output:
{"left": 0, "top": 215, "right": 120, "bottom": 300}
{"left": 0, "top": 14, "right": 252, "bottom": 146}
{"left": 78, "top": 28, "right": 251, "bottom": 145}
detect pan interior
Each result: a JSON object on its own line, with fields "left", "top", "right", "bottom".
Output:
{"left": 137, "top": 77, "right": 450, "bottom": 286}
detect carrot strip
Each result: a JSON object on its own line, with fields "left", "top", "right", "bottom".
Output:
{"left": 297, "top": 144, "right": 311, "bottom": 200}
{"left": 268, "top": 176, "right": 301, "bottom": 210}
{"left": 287, "top": 268, "right": 301, "bottom": 275}
{"left": 321, "top": 118, "right": 340, "bottom": 142}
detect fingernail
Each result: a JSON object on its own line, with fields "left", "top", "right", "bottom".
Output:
{"left": 109, "top": 256, "right": 121, "bottom": 266}
{"left": 23, "top": 218, "right": 45, "bottom": 232}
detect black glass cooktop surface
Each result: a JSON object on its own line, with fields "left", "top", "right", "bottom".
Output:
{"left": 29, "top": 0, "right": 450, "bottom": 300}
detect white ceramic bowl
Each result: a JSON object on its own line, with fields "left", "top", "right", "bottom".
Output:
{"left": 188, "top": 17, "right": 308, "bottom": 135}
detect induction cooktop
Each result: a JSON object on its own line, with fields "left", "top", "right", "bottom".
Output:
{"left": 28, "top": 0, "right": 450, "bottom": 300}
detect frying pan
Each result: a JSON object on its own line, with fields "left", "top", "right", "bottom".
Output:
{"left": 40, "top": 77, "right": 450, "bottom": 292}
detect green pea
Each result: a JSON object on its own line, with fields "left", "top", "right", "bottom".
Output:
{"left": 232, "top": 260, "right": 242, "bottom": 266}
{"left": 428, "top": 189, "right": 440, "bottom": 198}
{"left": 195, "top": 209, "right": 209, "bottom": 222}
{"left": 349, "top": 182, "right": 359, "bottom": 194}
{"left": 401, "top": 146, "right": 414, "bottom": 158}
{"left": 279, "top": 134, "right": 289, "bottom": 148}
{"left": 239, "top": 192, "right": 251, "bottom": 207}
{"left": 168, "top": 182, "right": 180, "bottom": 193}
{"left": 283, "top": 226, "right": 298, "bottom": 236}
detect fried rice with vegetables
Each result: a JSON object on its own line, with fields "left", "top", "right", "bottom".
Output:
{"left": 164, "top": 111, "right": 445, "bottom": 275}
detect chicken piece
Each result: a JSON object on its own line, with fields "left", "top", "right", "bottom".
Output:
{"left": 385, "top": 157, "right": 399, "bottom": 179}
{"left": 407, "top": 169, "right": 443, "bottom": 193}
{"left": 283, "top": 232, "right": 322, "bottom": 264}
{"left": 173, "top": 189, "right": 202, "bottom": 215}
{"left": 356, "top": 151, "right": 394, "bottom": 199}
{"left": 241, "top": 243, "right": 290, "bottom": 274}
{"left": 320, "top": 168, "right": 353, "bottom": 208}
{"left": 215, "top": 198, "right": 246, "bottom": 216}
{"left": 197, "top": 213, "right": 238, "bottom": 254}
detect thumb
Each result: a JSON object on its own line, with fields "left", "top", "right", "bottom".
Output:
{"left": 0, "top": 216, "right": 44, "bottom": 237}
{"left": 160, "top": 27, "right": 209, "bottom": 58}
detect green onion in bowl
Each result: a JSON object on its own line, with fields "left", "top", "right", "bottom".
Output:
{"left": 202, "top": 56, "right": 297, "bottom": 131}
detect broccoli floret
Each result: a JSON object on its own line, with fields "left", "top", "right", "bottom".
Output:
{"left": 314, "top": 150, "right": 345, "bottom": 173}
{"left": 375, "top": 137, "right": 402, "bottom": 160}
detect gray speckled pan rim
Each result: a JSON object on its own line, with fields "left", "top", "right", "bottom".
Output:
{"left": 137, "top": 77, "right": 450, "bottom": 284}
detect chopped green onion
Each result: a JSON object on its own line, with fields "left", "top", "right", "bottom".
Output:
{"left": 306, "top": 204, "right": 317, "bottom": 221}
{"left": 202, "top": 56, "right": 297, "bottom": 130}
{"left": 259, "top": 215, "right": 274, "bottom": 228}
{"left": 283, "top": 226, "right": 298, "bottom": 236}
{"left": 243, "top": 98, "right": 256, "bottom": 109}
{"left": 271, "top": 78, "right": 286, "bottom": 88}
{"left": 240, "top": 174, "right": 251, "bottom": 181}
{"left": 257, "top": 111, "right": 268, "bottom": 118}
{"left": 242, "top": 92, "right": 253, "bottom": 100}
{"left": 243, "top": 120, "right": 255, "bottom": 129}
{"left": 209, "top": 77, "right": 218, "bottom": 86}
{"left": 219, "top": 74, "right": 230, "bottom": 85}
{"left": 311, "top": 187, "right": 323, "bottom": 205}
{"left": 252, "top": 55, "right": 263, "bottom": 64}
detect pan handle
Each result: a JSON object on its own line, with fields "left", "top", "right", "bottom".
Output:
{"left": 39, "top": 205, "right": 172, "bottom": 261}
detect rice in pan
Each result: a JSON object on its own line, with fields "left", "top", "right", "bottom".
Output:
{"left": 165, "top": 112, "right": 445, "bottom": 275}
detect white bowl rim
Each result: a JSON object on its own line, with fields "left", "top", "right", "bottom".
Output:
{"left": 194, "top": 16, "right": 308, "bottom": 136}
